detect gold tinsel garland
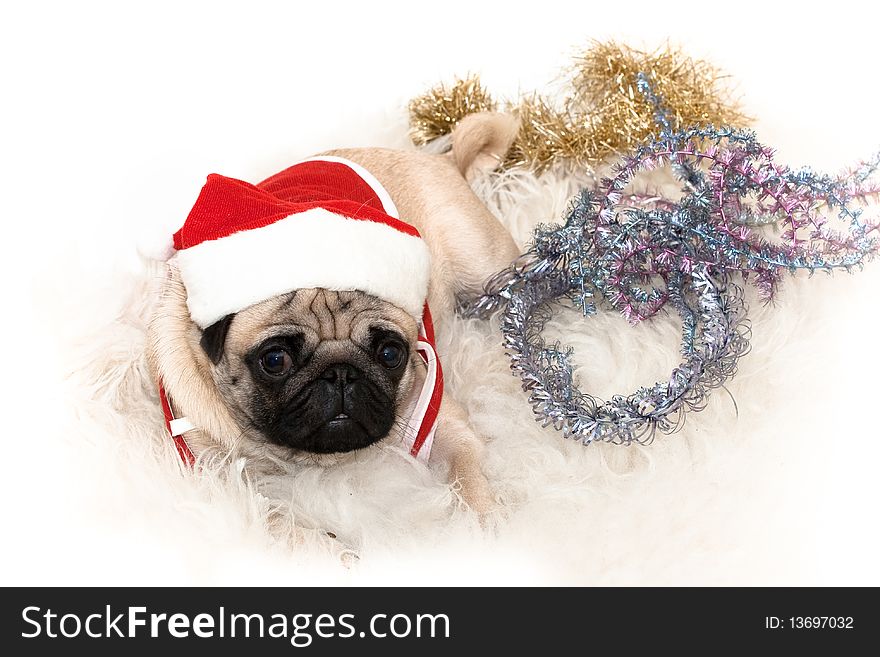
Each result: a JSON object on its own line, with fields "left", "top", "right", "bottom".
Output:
{"left": 407, "top": 41, "right": 750, "bottom": 172}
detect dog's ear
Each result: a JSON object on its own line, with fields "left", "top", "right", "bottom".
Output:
{"left": 449, "top": 112, "right": 519, "bottom": 183}
{"left": 200, "top": 314, "right": 235, "bottom": 365}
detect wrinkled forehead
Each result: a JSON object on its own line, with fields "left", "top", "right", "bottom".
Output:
{"left": 224, "top": 288, "right": 418, "bottom": 352}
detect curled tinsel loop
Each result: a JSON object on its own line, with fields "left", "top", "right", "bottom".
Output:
{"left": 497, "top": 260, "right": 750, "bottom": 445}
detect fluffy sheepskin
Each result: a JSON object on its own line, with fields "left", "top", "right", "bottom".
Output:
{"left": 23, "top": 155, "right": 876, "bottom": 586}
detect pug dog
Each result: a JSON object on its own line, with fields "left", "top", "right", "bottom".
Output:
{"left": 146, "top": 112, "right": 520, "bottom": 514}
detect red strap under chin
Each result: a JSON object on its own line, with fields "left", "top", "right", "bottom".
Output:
{"left": 158, "top": 381, "right": 195, "bottom": 467}
{"left": 408, "top": 304, "right": 443, "bottom": 459}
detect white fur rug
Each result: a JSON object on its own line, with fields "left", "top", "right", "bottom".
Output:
{"left": 4, "top": 2, "right": 879, "bottom": 587}
{"left": 18, "top": 158, "right": 877, "bottom": 587}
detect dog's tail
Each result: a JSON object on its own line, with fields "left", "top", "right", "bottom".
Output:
{"left": 447, "top": 112, "right": 519, "bottom": 183}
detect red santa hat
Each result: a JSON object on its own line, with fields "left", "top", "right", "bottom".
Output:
{"left": 171, "top": 156, "right": 432, "bottom": 328}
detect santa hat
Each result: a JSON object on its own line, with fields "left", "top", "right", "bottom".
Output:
{"left": 171, "top": 156, "right": 432, "bottom": 328}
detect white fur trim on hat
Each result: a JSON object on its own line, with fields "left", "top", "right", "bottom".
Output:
{"left": 174, "top": 207, "right": 432, "bottom": 328}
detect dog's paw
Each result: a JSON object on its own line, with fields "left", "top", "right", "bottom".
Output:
{"left": 323, "top": 530, "right": 360, "bottom": 568}
{"left": 453, "top": 475, "right": 503, "bottom": 529}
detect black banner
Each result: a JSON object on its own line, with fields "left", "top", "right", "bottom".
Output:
{"left": 1, "top": 587, "right": 874, "bottom": 654}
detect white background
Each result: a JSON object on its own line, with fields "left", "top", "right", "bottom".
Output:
{"left": 2, "top": 0, "right": 879, "bottom": 584}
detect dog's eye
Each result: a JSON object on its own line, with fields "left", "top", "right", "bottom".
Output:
{"left": 376, "top": 342, "right": 404, "bottom": 369}
{"left": 259, "top": 349, "right": 292, "bottom": 376}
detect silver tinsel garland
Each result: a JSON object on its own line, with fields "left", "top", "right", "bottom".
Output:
{"left": 463, "top": 87, "right": 879, "bottom": 446}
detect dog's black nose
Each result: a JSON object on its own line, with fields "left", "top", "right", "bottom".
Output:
{"left": 319, "top": 363, "right": 361, "bottom": 385}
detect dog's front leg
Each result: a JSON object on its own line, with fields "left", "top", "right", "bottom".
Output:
{"left": 431, "top": 396, "right": 495, "bottom": 518}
